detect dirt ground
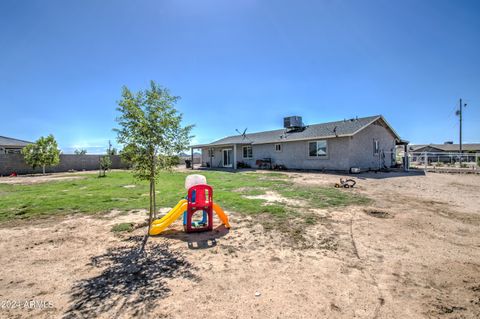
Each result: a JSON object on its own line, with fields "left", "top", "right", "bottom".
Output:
{"left": 0, "top": 171, "right": 98, "bottom": 185}
{"left": 0, "top": 171, "right": 479, "bottom": 318}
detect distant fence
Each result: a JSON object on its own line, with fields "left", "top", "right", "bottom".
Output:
{"left": 407, "top": 152, "right": 480, "bottom": 173}
{"left": 409, "top": 152, "right": 479, "bottom": 165}
{"left": 0, "top": 154, "right": 128, "bottom": 176}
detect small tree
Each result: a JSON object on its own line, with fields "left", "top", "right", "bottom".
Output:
{"left": 74, "top": 149, "right": 87, "bottom": 155}
{"left": 99, "top": 155, "right": 112, "bottom": 177}
{"left": 115, "top": 81, "right": 193, "bottom": 232}
{"left": 22, "top": 134, "right": 60, "bottom": 175}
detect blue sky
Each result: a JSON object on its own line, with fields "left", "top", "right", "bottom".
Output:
{"left": 1, "top": 0, "right": 479, "bottom": 153}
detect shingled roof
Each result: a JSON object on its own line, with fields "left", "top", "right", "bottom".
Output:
{"left": 0, "top": 136, "right": 32, "bottom": 147}
{"left": 192, "top": 115, "right": 400, "bottom": 147}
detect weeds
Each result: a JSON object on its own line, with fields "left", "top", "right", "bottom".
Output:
{"left": 111, "top": 222, "right": 134, "bottom": 233}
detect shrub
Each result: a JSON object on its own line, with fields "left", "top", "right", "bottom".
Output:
{"left": 168, "top": 155, "right": 180, "bottom": 166}
{"left": 237, "top": 161, "right": 251, "bottom": 168}
{"left": 99, "top": 155, "right": 112, "bottom": 177}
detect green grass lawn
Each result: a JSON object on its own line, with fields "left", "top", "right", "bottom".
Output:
{"left": 0, "top": 170, "right": 369, "bottom": 223}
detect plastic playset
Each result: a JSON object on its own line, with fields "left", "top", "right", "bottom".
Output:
{"left": 149, "top": 174, "right": 230, "bottom": 235}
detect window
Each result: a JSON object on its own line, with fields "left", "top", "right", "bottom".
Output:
{"left": 373, "top": 139, "right": 379, "bottom": 155}
{"left": 308, "top": 140, "right": 327, "bottom": 157}
{"left": 207, "top": 149, "right": 214, "bottom": 158}
{"left": 243, "top": 146, "right": 253, "bottom": 159}
{"left": 275, "top": 144, "right": 282, "bottom": 152}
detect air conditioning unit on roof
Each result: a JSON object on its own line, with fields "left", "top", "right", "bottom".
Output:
{"left": 283, "top": 116, "right": 303, "bottom": 129}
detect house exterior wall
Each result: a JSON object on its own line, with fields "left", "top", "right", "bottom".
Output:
{"left": 244, "top": 137, "right": 351, "bottom": 170}
{"left": 200, "top": 145, "right": 248, "bottom": 168}
{"left": 201, "top": 138, "right": 351, "bottom": 170}
{"left": 201, "top": 147, "right": 221, "bottom": 167}
{"left": 200, "top": 120, "right": 397, "bottom": 171}
{"left": 348, "top": 121, "right": 397, "bottom": 170}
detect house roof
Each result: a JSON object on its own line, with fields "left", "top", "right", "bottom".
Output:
{"left": 410, "top": 143, "right": 480, "bottom": 152}
{"left": 0, "top": 136, "right": 32, "bottom": 148}
{"left": 192, "top": 115, "right": 401, "bottom": 148}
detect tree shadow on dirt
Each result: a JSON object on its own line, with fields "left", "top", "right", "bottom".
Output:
{"left": 64, "top": 235, "right": 198, "bottom": 318}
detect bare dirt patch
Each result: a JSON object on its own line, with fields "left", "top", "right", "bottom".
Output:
{"left": 0, "top": 170, "right": 125, "bottom": 185}
{"left": 244, "top": 190, "right": 308, "bottom": 207}
{"left": 232, "top": 186, "right": 267, "bottom": 193}
{"left": 0, "top": 174, "right": 86, "bottom": 185}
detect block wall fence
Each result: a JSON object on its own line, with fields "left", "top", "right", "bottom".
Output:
{"left": 0, "top": 154, "right": 128, "bottom": 176}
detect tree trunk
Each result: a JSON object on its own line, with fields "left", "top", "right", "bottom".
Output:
{"left": 151, "top": 151, "right": 157, "bottom": 220}
{"left": 153, "top": 178, "right": 157, "bottom": 219}
{"left": 42, "top": 165, "right": 46, "bottom": 175}
{"left": 147, "top": 150, "right": 156, "bottom": 235}
{"left": 147, "top": 179, "right": 154, "bottom": 235}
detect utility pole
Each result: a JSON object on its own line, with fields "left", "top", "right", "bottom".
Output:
{"left": 456, "top": 98, "right": 467, "bottom": 165}
{"left": 459, "top": 99, "right": 463, "bottom": 154}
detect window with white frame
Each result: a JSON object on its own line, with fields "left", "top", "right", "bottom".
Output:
{"left": 275, "top": 144, "right": 282, "bottom": 152}
{"left": 308, "top": 140, "right": 327, "bottom": 157}
{"left": 373, "top": 139, "right": 379, "bottom": 155}
{"left": 242, "top": 146, "right": 253, "bottom": 159}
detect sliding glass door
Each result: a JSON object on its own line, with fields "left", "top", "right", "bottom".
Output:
{"left": 222, "top": 149, "right": 232, "bottom": 167}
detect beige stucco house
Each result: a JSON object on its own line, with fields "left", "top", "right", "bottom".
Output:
{"left": 190, "top": 115, "right": 404, "bottom": 172}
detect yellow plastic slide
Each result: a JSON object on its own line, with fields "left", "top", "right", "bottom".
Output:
{"left": 149, "top": 199, "right": 187, "bottom": 236}
{"left": 213, "top": 202, "right": 231, "bottom": 229}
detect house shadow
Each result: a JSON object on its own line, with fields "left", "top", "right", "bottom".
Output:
{"left": 284, "top": 168, "right": 426, "bottom": 180}
{"left": 344, "top": 170, "right": 426, "bottom": 180}
{"left": 63, "top": 235, "right": 199, "bottom": 319}
{"left": 193, "top": 167, "right": 247, "bottom": 174}
{"left": 156, "top": 224, "right": 230, "bottom": 250}
{"left": 192, "top": 166, "right": 425, "bottom": 179}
